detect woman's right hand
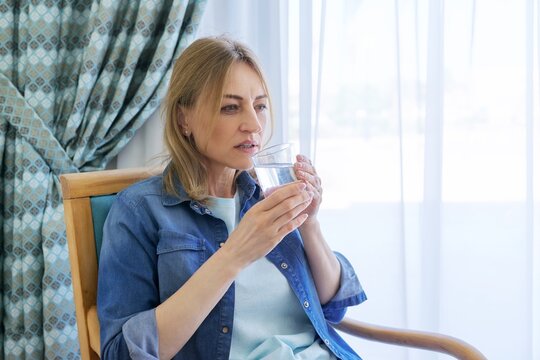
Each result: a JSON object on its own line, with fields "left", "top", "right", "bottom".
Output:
{"left": 221, "top": 181, "right": 313, "bottom": 269}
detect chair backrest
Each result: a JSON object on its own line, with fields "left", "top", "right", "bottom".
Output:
{"left": 60, "top": 167, "right": 162, "bottom": 360}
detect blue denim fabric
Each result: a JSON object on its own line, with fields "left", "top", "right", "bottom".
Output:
{"left": 97, "top": 170, "right": 367, "bottom": 360}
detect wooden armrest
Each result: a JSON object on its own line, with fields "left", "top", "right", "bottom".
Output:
{"left": 334, "top": 317, "right": 487, "bottom": 360}
{"left": 87, "top": 306, "right": 101, "bottom": 357}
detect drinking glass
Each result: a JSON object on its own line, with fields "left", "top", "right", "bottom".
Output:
{"left": 252, "top": 143, "right": 297, "bottom": 194}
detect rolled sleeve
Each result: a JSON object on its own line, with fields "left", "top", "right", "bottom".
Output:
{"left": 322, "top": 252, "right": 367, "bottom": 323}
{"left": 122, "top": 309, "right": 159, "bottom": 359}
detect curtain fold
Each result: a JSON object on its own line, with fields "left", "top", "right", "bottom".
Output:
{"left": 419, "top": 0, "right": 444, "bottom": 338}
{"left": 297, "top": 0, "right": 326, "bottom": 161}
{"left": 0, "top": 0, "right": 206, "bottom": 358}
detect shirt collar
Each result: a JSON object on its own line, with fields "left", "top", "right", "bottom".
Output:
{"left": 160, "top": 165, "right": 191, "bottom": 206}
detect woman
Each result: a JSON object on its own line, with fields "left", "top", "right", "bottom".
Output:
{"left": 98, "top": 36, "right": 366, "bottom": 360}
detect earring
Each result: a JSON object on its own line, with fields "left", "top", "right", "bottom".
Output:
{"left": 184, "top": 130, "right": 190, "bottom": 136}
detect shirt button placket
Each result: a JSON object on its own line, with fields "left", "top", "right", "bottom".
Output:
{"left": 323, "top": 338, "right": 336, "bottom": 354}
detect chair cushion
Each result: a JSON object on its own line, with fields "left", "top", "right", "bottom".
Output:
{"left": 90, "top": 194, "right": 116, "bottom": 263}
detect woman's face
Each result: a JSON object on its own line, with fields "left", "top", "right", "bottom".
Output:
{"left": 190, "top": 61, "right": 268, "bottom": 177}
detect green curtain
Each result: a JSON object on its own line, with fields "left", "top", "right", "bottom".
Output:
{"left": 0, "top": 0, "right": 206, "bottom": 358}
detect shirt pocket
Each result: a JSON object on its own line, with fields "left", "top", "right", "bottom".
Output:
{"left": 156, "top": 230, "right": 207, "bottom": 301}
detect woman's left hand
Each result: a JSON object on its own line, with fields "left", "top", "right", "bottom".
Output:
{"left": 294, "top": 154, "right": 323, "bottom": 221}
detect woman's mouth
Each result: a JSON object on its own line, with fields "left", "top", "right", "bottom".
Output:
{"left": 234, "top": 142, "right": 259, "bottom": 154}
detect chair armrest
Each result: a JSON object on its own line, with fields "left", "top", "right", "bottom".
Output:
{"left": 333, "top": 317, "right": 487, "bottom": 360}
{"left": 87, "top": 306, "right": 101, "bottom": 357}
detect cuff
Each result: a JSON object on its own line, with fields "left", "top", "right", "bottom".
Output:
{"left": 122, "top": 309, "right": 160, "bottom": 359}
{"left": 322, "top": 252, "right": 367, "bottom": 323}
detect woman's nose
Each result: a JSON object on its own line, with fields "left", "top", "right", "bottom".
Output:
{"left": 240, "top": 108, "right": 263, "bottom": 133}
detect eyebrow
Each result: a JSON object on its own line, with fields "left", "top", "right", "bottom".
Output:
{"left": 223, "top": 94, "right": 268, "bottom": 101}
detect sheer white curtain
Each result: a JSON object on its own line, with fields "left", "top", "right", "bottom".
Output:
{"left": 315, "top": 0, "right": 540, "bottom": 359}
{"left": 117, "top": 1, "right": 540, "bottom": 359}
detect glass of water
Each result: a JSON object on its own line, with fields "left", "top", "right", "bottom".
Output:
{"left": 252, "top": 143, "right": 297, "bottom": 194}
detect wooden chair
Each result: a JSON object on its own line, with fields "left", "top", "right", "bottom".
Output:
{"left": 60, "top": 167, "right": 487, "bottom": 360}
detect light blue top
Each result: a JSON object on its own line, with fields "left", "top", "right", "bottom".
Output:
{"left": 206, "top": 191, "right": 337, "bottom": 360}
{"left": 206, "top": 193, "right": 240, "bottom": 235}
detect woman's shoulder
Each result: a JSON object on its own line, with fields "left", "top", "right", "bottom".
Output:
{"left": 115, "top": 174, "right": 164, "bottom": 209}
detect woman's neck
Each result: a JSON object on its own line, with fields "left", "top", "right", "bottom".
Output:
{"left": 207, "top": 168, "right": 237, "bottom": 198}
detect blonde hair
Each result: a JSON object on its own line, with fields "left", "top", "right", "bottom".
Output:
{"left": 163, "top": 36, "right": 273, "bottom": 201}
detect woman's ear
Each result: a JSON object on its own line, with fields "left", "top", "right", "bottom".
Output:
{"left": 177, "top": 106, "right": 191, "bottom": 136}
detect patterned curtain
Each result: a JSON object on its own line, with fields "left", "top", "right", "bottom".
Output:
{"left": 0, "top": 0, "right": 206, "bottom": 358}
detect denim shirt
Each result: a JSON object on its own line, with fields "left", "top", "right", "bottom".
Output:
{"left": 97, "top": 170, "right": 367, "bottom": 360}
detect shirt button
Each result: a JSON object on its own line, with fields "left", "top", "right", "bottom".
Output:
{"left": 303, "top": 300, "right": 310, "bottom": 308}
{"left": 280, "top": 262, "right": 288, "bottom": 269}
{"left": 222, "top": 326, "right": 229, "bottom": 334}
{"left": 324, "top": 339, "right": 330, "bottom": 345}
{"left": 219, "top": 242, "right": 224, "bottom": 247}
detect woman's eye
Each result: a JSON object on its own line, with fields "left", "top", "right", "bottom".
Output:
{"left": 255, "top": 104, "right": 267, "bottom": 112}
{"left": 221, "top": 104, "right": 239, "bottom": 114}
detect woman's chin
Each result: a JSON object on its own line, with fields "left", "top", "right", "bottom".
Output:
{"left": 233, "top": 160, "right": 255, "bottom": 171}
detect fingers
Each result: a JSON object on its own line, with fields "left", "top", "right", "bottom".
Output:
{"left": 295, "top": 154, "right": 314, "bottom": 172}
{"left": 296, "top": 169, "right": 321, "bottom": 188}
{"left": 276, "top": 213, "right": 309, "bottom": 238}
{"left": 272, "top": 189, "right": 313, "bottom": 229}
{"left": 251, "top": 181, "right": 313, "bottom": 230}
{"left": 257, "top": 181, "right": 306, "bottom": 211}
{"left": 294, "top": 155, "right": 322, "bottom": 194}
{"left": 231, "top": 184, "right": 312, "bottom": 263}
